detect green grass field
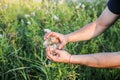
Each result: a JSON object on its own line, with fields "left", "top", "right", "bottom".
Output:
{"left": 0, "top": 0, "right": 120, "bottom": 80}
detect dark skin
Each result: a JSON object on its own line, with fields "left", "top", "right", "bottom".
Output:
{"left": 45, "top": 7, "right": 120, "bottom": 68}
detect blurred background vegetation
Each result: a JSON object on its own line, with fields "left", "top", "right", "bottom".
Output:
{"left": 0, "top": 0, "right": 120, "bottom": 80}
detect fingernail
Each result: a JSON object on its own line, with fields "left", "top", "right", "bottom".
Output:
{"left": 59, "top": 47, "right": 61, "bottom": 49}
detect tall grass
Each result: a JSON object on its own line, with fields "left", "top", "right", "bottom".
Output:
{"left": 0, "top": 0, "right": 120, "bottom": 80}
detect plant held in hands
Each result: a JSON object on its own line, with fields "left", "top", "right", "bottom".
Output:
{"left": 43, "top": 29, "right": 60, "bottom": 55}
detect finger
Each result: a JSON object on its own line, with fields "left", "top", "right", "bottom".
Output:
{"left": 52, "top": 49, "right": 61, "bottom": 54}
{"left": 46, "top": 47, "right": 51, "bottom": 56}
{"left": 49, "top": 47, "right": 58, "bottom": 56}
{"left": 46, "top": 46, "right": 50, "bottom": 52}
{"left": 45, "top": 32, "right": 62, "bottom": 44}
{"left": 45, "top": 32, "right": 54, "bottom": 39}
{"left": 47, "top": 32, "right": 60, "bottom": 39}
{"left": 59, "top": 41, "right": 66, "bottom": 49}
{"left": 47, "top": 50, "right": 55, "bottom": 60}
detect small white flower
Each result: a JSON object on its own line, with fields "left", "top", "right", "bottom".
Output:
{"left": 3, "top": 4, "right": 8, "bottom": 9}
{"left": 0, "top": 34, "right": 3, "bottom": 38}
{"left": 21, "top": 19, "right": 24, "bottom": 23}
{"left": 24, "top": 14, "right": 30, "bottom": 18}
{"left": 90, "top": 6, "right": 93, "bottom": 9}
{"left": 34, "top": 0, "right": 42, "bottom": 3}
{"left": 59, "top": 0, "right": 64, "bottom": 4}
{"left": 92, "top": 8, "right": 95, "bottom": 11}
{"left": 36, "top": 7, "right": 41, "bottom": 11}
{"left": 53, "top": 15, "right": 59, "bottom": 21}
{"left": 31, "top": 12, "right": 36, "bottom": 16}
{"left": 27, "top": 21, "right": 31, "bottom": 25}
{"left": 43, "top": 41, "right": 48, "bottom": 47}
{"left": 81, "top": 4, "right": 85, "bottom": 9}
{"left": 72, "top": 0, "right": 78, "bottom": 3}
{"left": 26, "top": 4, "right": 30, "bottom": 9}
{"left": 75, "top": 3, "right": 81, "bottom": 9}
{"left": 45, "top": 10, "right": 50, "bottom": 14}
{"left": 51, "top": 37, "right": 56, "bottom": 42}
{"left": 44, "top": 29, "right": 51, "bottom": 33}
{"left": 52, "top": 43, "right": 59, "bottom": 49}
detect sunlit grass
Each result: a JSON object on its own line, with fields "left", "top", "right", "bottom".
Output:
{"left": 0, "top": 0, "right": 120, "bottom": 80}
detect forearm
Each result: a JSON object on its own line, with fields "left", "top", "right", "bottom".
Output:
{"left": 65, "top": 21, "right": 107, "bottom": 42}
{"left": 70, "top": 52, "right": 120, "bottom": 68}
{"left": 66, "top": 21, "right": 108, "bottom": 42}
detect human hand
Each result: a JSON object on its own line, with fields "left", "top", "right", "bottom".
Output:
{"left": 44, "top": 32, "right": 68, "bottom": 49}
{"left": 46, "top": 46, "right": 71, "bottom": 63}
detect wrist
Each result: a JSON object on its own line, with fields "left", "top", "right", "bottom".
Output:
{"left": 65, "top": 34, "right": 70, "bottom": 43}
